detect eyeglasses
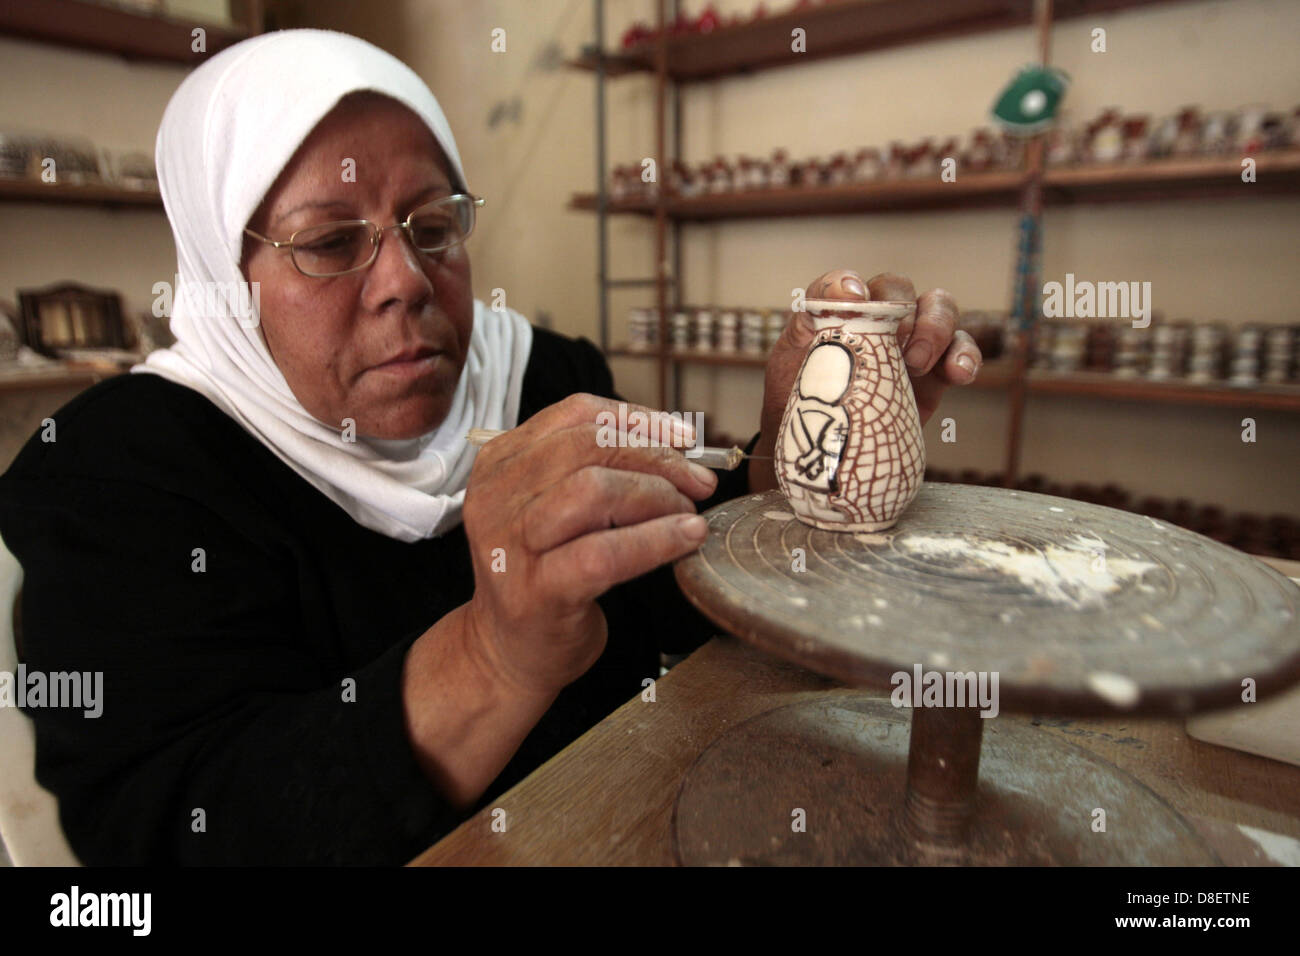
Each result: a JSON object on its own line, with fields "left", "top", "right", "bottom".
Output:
{"left": 244, "top": 194, "right": 485, "bottom": 277}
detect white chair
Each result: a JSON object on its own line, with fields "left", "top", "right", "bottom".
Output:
{"left": 0, "top": 531, "right": 81, "bottom": 865}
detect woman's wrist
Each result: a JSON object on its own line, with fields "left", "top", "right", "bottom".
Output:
{"left": 459, "top": 600, "right": 566, "bottom": 703}
{"left": 401, "top": 602, "right": 557, "bottom": 809}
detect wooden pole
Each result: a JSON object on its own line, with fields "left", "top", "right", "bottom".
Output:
{"left": 594, "top": 0, "right": 609, "bottom": 352}
{"left": 654, "top": 0, "right": 669, "bottom": 411}
{"left": 1002, "top": 0, "right": 1053, "bottom": 487}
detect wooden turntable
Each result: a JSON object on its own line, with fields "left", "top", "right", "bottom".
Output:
{"left": 672, "top": 484, "right": 1300, "bottom": 864}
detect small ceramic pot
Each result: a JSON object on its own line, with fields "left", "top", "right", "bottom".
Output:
{"left": 775, "top": 298, "right": 924, "bottom": 532}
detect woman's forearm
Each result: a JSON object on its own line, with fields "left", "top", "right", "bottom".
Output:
{"left": 400, "top": 603, "right": 559, "bottom": 810}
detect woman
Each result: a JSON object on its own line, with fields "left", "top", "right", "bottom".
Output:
{"left": 0, "top": 30, "right": 981, "bottom": 865}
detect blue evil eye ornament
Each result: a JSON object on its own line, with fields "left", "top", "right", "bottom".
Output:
{"left": 992, "top": 65, "right": 1070, "bottom": 135}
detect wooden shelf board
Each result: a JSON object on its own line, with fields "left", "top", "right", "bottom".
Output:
{"left": 571, "top": 151, "right": 1300, "bottom": 221}
{"left": 566, "top": 49, "right": 652, "bottom": 76}
{"left": 0, "top": 177, "right": 163, "bottom": 208}
{"left": 1025, "top": 370, "right": 1300, "bottom": 411}
{"left": 607, "top": 351, "right": 1300, "bottom": 410}
{"left": 0, "top": 0, "right": 249, "bottom": 63}
{"left": 571, "top": 171, "right": 1026, "bottom": 220}
{"left": 570, "top": 0, "right": 1184, "bottom": 82}
{"left": 1042, "top": 150, "right": 1300, "bottom": 204}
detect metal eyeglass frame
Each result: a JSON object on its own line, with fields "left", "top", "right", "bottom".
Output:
{"left": 243, "top": 194, "right": 485, "bottom": 277}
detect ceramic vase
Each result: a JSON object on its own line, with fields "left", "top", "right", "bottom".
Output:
{"left": 775, "top": 298, "right": 925, "bottom": 532}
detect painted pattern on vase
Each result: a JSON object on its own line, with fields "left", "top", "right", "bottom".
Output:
{"left": 776, "top": 298, "right": 925, "bottom": 532}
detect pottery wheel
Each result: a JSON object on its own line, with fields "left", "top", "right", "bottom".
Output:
{"left": 671, "top": 483, "right": 1300, "bottom": 864}
{"left": 670, "top": 694, "right": 1220, "bottom": 866}
{"left": 674, "top": 484, "right": 1300, "bottom": 716}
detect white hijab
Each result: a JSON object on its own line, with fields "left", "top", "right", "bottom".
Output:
{"left": 135, "top": 29, "right": 533, "bottom": 542}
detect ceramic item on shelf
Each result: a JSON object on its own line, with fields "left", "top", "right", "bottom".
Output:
{"left": 902, "top": 139, "right": 935, "bottom": 179}
{"left": 1122, "top": 116, "right": 1150, "bottom": 162}
{"left": 716, "top": 310, "right": 738, "bottom": 352}
{"left": 1147, "top": 322, "right": 1185, "bottom": 380}
{"left": 764, "top": 310, "right": 785, "bottom": 351}
{"left": 852, "top": 147, "right": 882, "bottom": 181}
{"left": 708, "top": 157, "right": 733, "bottom": 193}
{"left": 1045, "top": 121, "right": 1076, "bottom": 166}
{"left": 1089, "top": 108, "right": 1124, "bottom": 162}
{"left": 1031, "top": 321, "right": 1058, "bottom": 368}
{"left": 1259, "top": 112, "right": 1288, "bottom": 150}
{"left": 1201, "top": 111, "right": 1237, "bottom": 155}
{"left": 775, "top": 272, "right": 923, "bottom": 532}
{"left": 769, "top": 148, "right": 791, "bottom": 188}
{"left": 626, "top": 307, "right": 650, "bottom": 350}
{"left": 797, "top": 157, "right": 824, "bottom": 188}
{"left": 1172, "top": 106, "right": 1202, "bottom": 156}
{"left": 1187, "top": 322, "right": 1225, "bottom": 383}
{"left": 964, "top": 129, "right": 994, "bottom": 172}
{"left": 609, "top": 164, "right": 629, "bottom": 200}
{"left": 1085, "top": 321, "right": 1116, "bottom": 371}
{"left": 1050, "top": 324, "right": 1086, "bottom": 372}
{"left": 1113, "top": 325, "right": 1145, "bottom": 377}
{"left": 670, "top": 311, "right": 691, "bottom": 350}
{"left": 997, "top": 131, "right": 1025, "bottom": 170}
{"left": 885, "top": 141, "right": 908, "bottom": 178}
{"left": 1263, "top": 325, "right": 1292, "bottom": 383}
{"left": 1236, "top": 103, "right": 1269, "bottom": 152}
{"left": 740, "top": 310, "right": 765, "bottom": 354}
{"left": 693, "top": 307, "right": 715, "bottom": 351}
{"left": 736, "top": 156, "right": 760, "bottom": 190}
{"left": 1228, "top": 325, "right": 1262, "bottom": 388}
{"left": 826, "top": 152, "right": 851, "bottom": 186}
{"left": 1147, "top": 113, "right": 1179, "bottom": 159}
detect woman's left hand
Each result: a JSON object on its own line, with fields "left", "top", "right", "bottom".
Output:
{"left": 748, "top": 270, "right": 983, "bottom": 493}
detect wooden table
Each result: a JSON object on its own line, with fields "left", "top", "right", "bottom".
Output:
{"left": 410, "top": 557, "right": 1300, "bottom": 866}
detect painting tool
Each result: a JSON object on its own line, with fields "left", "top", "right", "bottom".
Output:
{"left": 466, "top": 427, "right": 769, "bottom": 471}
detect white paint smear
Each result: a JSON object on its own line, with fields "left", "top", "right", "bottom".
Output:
{"left": 1087, "top": 671, "right": 1141, "bottom": 708}
{"left": 763, "top": 511, "right": 795, "bottom": 522}
{"left": 896, "top": 532, "right": 1158, "bottom": 609}
{"left": 1237, "top": 824, "right": 1300, "bottom": 866}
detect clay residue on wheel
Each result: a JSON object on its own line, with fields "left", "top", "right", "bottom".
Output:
{"left": 894, "top": 532, "right": 1159, "bottom": 610}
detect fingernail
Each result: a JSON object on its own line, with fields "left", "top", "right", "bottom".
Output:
{"left": 905, "top": 341, "right": 933, "bottom": 370}
{"left": 678, "top": 514, "right": 708, "bottom": 539}
{"left": 956, "top": 354, "right": 977, "bottom": 381}
{"left": 687, "top": 461, "right": 718, "bottom": 488}
{"left": 842, "top": 275, "right": 866, "bottom": 300}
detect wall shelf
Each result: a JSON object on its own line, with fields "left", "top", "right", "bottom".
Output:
{"left": 959, "top": 360, "right": 1300, "bottom": 411}
{"left": 1020, "top": 369, "right": 1300, "bottom": 412}
{"left": 0, "top": 178, "right": 163, "bottom": 208}
{"left": 570, "top": 150, "right": 1300, "bottom": 221}
{"left": 0, "top": 0, "right": 251, "bottom": 63}
{"left": 611, "top": 350, "right": 1300, "bottom": 411}
{"left": 569, "top": 0, "right": 1183, "bottom": 83}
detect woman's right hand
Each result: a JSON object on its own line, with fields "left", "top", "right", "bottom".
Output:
{"left": 458, "top": 394, "right": 718, "bottom": 698}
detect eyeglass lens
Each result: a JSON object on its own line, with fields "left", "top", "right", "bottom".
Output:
{"left": 291, "top": 196, "right": 476, "bottom": 276}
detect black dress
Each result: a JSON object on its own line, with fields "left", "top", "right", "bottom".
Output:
{"left": 0, "top": 327, "right": 754, "bottom": 865}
